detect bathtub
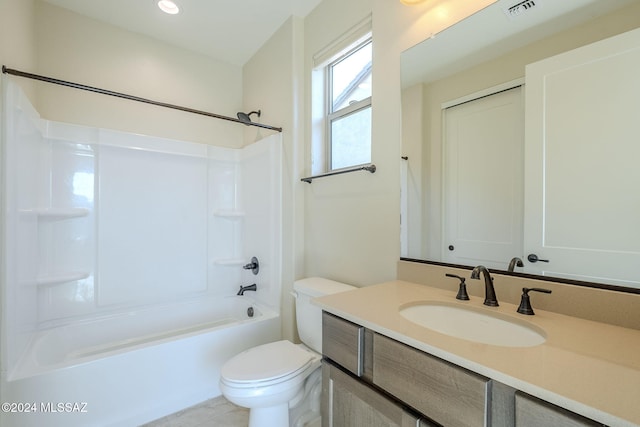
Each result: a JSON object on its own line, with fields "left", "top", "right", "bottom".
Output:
{"left": 1, "top": 296, "right": 280, "bottom": 427}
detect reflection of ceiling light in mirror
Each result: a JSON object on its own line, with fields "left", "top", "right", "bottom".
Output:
{"left": 157, "top": 0, "right": 180, "bottom": 15}
{"left": 400, "top": 0, "right": 427, "bottom": 5}
{"left": 434, "top": 5, "right": 451, "bottom": 21}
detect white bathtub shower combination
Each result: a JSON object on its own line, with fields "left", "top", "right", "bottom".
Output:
{"left": 1, "top": 80, "right": 283, "bottom": 426}
{"left": 3, "top": 297, "right": 279, "bottom": 427}
{"left": 18, "top": 296, "right": 276, "bottom": 375}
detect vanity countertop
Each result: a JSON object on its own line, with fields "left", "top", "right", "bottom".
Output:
{"left": 313, "top": 280, "right": 640, "bottom": 427}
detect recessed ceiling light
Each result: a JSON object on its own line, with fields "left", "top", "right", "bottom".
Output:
{"left": 157, "top": 0, "right": 180, "bottom": 15}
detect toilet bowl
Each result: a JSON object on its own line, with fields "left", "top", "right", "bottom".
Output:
{"left": 219, "top": 277, "right": 356, "bottom": 427}
{"left": 220, "top": 340, "right": 321, "bottom": 427}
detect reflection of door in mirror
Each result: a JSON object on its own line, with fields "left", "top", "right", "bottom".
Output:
{"left": 443, "top": 86, "right": 523, "bottom": 270}
{"left": 400, "top": 0, "right": 640, "bottom": 289}
{"left": 524, "top": 27, "right": 640, "bottom": 287}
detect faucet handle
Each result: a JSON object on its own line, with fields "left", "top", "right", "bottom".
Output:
{"left": 446, "top": 273, "right": 470, "bottom": 301}
{"left": 242, "top": 256, "right": 259, "bottom": 275}
{"left": 517, "top": 287, "right": 552, "bottom": 315}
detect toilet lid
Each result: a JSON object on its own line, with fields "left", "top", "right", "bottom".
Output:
{"left": 221, "top": 340, "right": 314, "bottom": 384}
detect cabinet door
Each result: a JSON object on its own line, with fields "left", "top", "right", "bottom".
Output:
{"left": 322, "top": 361, "right": 434, "bottom": 427}
{"left": 373, "top": 333, "right": 489, "bottom": 427}
{"left": 523, "top": 27, "right": 640, "bottom": 286}
{"left": 515, "top": 392, "right": 604, "bottom": 427}
{"left": 322, "top": 312, "right": 365, "bottom": 376}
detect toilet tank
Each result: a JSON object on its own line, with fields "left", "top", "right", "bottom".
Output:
{"left": 293, "top": 277, "right": 356, "bottom": 354}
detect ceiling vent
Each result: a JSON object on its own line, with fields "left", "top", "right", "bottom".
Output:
{"left": 503, "top": 0, "right": 541, "bottom": 19}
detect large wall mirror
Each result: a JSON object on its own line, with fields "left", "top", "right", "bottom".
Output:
{"left": 400, "top": 0, "right": 640, "bottom": 291}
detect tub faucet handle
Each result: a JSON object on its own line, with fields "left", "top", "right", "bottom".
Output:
{"left": 243, "top": 256, "right": 259, "bottom": 275}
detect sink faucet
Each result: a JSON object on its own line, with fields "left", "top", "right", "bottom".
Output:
{"left": 507, "top": 257, "right": 524, "bottom": 272}
{"left": 237, "top": 283, "right": 257, "bottom": 295}
{"left": 470, "top": 265, "right": 499, "bottom": 306}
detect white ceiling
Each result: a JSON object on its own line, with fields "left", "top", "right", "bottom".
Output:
{"left": 42, "top": 0, "right": 322, "bottom": 66}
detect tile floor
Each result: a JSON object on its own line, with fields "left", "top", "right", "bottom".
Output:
{"left": 142, "top": 396, "right": 248, "bottom": 427}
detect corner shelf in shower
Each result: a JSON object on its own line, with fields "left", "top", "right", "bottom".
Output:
{"left": 36, "top": 271, "right": 90, "bottom": 287}
{"left": 21, "top": 207, "right": 90, "bottom": 220}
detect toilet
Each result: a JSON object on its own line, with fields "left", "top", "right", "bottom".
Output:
{"left": 219, "top": 277, "right": 355, "bottom": 427}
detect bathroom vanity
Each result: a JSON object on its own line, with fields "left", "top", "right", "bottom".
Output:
{"left": 314, "top": 281, "right": 640, "bottom": 427}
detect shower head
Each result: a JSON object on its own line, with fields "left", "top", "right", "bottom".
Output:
{"left": 237, "top": 110, "right": 261, "bottom": 124}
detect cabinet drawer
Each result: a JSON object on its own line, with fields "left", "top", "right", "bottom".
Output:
{"left": 322, "top": 360, "right": 434, "bottom": 427}
{"left": 322, "top": 312, "right": 364, "bottom": 376}
{"left": 373, "top": 333, "right": 490, "bottom": 427}
{"left": 515, "top": 392, "right": 604, "bottom": 427}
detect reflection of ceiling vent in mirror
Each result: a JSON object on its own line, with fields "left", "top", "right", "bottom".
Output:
{"left": 503, "top": 0, "right": 541, "bottom": 19}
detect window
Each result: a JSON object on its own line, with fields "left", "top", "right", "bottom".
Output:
{"left": 311, "top": 21, "right": 372, "bottom": 175}
{"left": 327, "top": 39, "right": 372, "bottom": 170}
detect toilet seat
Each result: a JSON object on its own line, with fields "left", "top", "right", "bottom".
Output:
{"left": 220, "top": 340, "right": 317, "bottom": 389}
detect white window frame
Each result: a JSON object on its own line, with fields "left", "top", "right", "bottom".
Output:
{"left": 311, "top": 16, "right": 372, "bottom": 175}
{"left": 326, "top": 38, "right": 372, "bottom": 171}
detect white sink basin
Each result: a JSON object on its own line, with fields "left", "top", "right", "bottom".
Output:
{"left": 399, "top": 302, "right": 546, "bottom": 347}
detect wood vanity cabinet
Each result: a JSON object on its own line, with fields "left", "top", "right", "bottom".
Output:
{"left": 322, "top": 310, "right": 365, "bottom": 377}
{"left": 374, "top": 333, "right": 489, "bottom": 427}
{"left": 321, "top": 312, "right": 606, "bottom": 427}
{"left": 322, "top": 360, "right": 434, "bottom": 427}
{"left": 322, "top": 312, "right": 485, "bottom": 427}
{"left": 515, "top": 392, "right": 605, "bottom": 427}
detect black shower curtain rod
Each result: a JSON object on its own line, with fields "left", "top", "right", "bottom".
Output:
{"left": 2, "top": 65, "right": 283, "bottom": 133}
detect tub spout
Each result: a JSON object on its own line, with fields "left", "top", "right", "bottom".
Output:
{"left": 237, "top": 283, "right": 257, "bottom": 295}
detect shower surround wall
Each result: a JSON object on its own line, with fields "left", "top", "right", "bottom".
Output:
{"left": 1, "top": 80, "right": 282, "bottom": 425}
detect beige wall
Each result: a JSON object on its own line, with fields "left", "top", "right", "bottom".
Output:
{"left": 299, "top": 0, "right": 494, "bottom": 287}
{"left": 0, "top": 0, "right": 37, "bottom": 100}
{"left": 302, "top": 0, "right": 381, "bottom": 288}
{"left": 267, "top": 0, "right": 492, "bottom": 340}
{"left": 33, "top": 1, "right": 244, "bottom": 147}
